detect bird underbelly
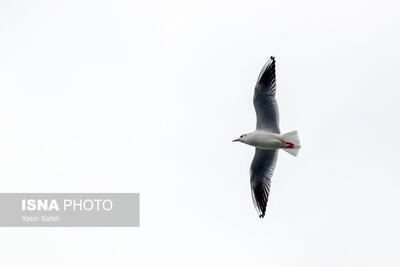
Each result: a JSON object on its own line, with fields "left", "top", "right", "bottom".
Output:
{"left": 248, "top": 133, "right": 283, "bottom": 150}
{"left": 255, "top": 139, "right": 283, "bottom": 150}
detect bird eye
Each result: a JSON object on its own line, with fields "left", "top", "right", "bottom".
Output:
{"left": 240, "top": 135, "right": 244, "bottom": 138}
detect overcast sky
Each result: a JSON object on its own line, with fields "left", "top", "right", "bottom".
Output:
{"left": 0, "top": 0, "right": 400, "bottom": 266}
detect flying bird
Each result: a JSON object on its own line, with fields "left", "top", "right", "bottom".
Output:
{"left": 233, "top": 57, "right": 300, "bottom": 218}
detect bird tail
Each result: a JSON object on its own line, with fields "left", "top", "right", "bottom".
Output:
{"left": 281, "top": 130, "right": 301, "bottom": 157}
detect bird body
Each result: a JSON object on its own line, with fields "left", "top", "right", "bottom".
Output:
{"left": 233, "top": 56, "right": 301, "bottom": 218}
{"left": 237, "top": 131, "right": 283, "bottom": 150}
{"left": 234, "top": 130, "right": 301, "bottom": 155}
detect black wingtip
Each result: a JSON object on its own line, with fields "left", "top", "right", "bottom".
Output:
{"left": 264, "top": 56, "right": 275, "bottom": 71}
{"left": 259, "top": 214, "right": 265, "bottom": 218}
{"left": 270, "top": 56, "right": 275, "bottom": 63}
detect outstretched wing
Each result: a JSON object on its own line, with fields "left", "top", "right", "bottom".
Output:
{"left": 250, "top": 148, "right": 278, "bottom": 218}
{"left": 253, "top": 56, "right": 280, "bottom": 133}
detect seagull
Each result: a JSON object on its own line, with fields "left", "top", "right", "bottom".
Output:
{"left": 233, "top": 57, "right": 300, "bottom": 218}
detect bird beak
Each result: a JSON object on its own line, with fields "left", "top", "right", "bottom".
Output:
{"left": 232, "top": 138, "right": 240, "bottom": 142}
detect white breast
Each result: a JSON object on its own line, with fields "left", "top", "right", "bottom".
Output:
{"left": 243, "top": 131, "right": 283, "bottom": 150}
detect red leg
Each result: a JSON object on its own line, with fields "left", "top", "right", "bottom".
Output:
{"left": 283, "top": 141, "right": 294, "bottom": 148}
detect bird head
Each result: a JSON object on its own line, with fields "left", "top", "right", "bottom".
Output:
{"left": 232, "top": 133, "right": 248, "bottom": 143}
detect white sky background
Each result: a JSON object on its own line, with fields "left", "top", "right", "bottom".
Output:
{"left": 0, "top": 0, "right": 399, "bottom": 266}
